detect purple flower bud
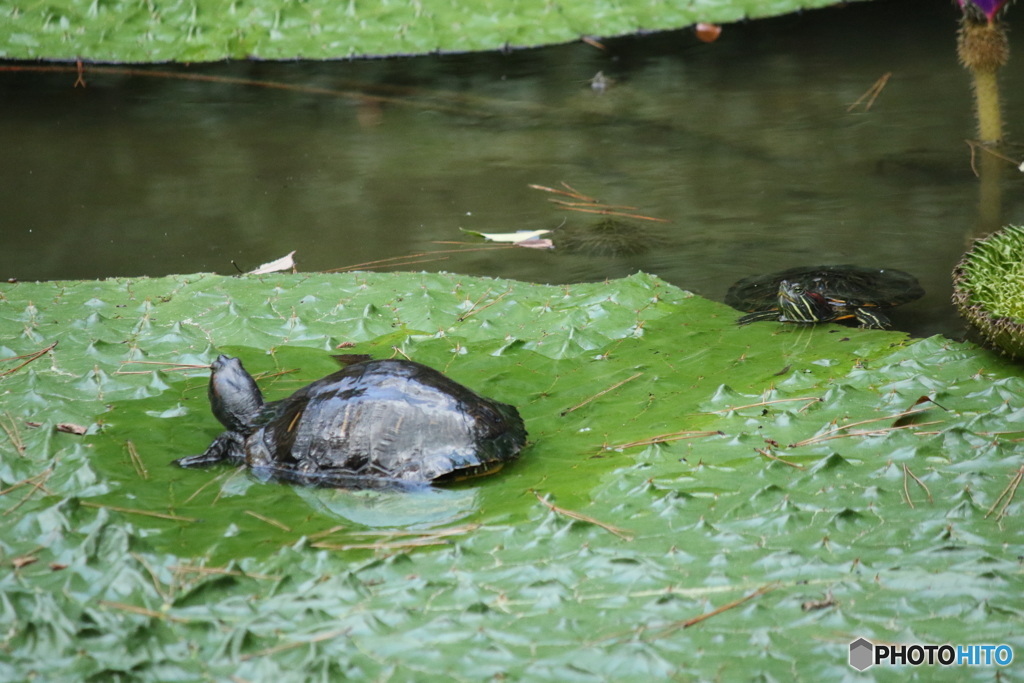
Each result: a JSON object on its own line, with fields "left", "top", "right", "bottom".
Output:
{"left": 958, "top": 0, "right": 1010, "bottom": 22}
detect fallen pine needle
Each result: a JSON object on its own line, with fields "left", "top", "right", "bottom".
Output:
{"left": 458, "top": 287, "right": 514, "bottom": 322}
{"left": 239, "top": 628, "right": 349, "bottom": 661}
{"left": 789, "top": 407, "right": 935, "bottom": 448}
{"left": 847, "top": 72, "right": 891, "bottom": 112}
{"left": 0, "top": 412, "right": 25, "bottom": 455}
{"left": 549, "top": 199, "right": 639, "bottom": 210}
{"left": 558, "top": 206, "right": 669, "bottom": 223}
{"left": 708, "top": 397, "right": 821, "bottom": 414}
{"left": 610, "top": 430, "right": 723, "bottom": 451}
{"left": 348, "top": 523, "right": 480, "bottom": 538}
{"left": 99, "top": 600, "right": 189, "bottom": 623}
{"left": 755, "top": 447, "right": 805, "bottom": 470}
{"left": 528, "top": 183, "right": 597, "bottom": 202}
{"left": 244, "top": 510, "right": 292, "bottom": 532}
{"left": 310, "top": 537, "right": 451, "bottom": 551}
{"left": 985, "top": 464, "right": 1024, "bottom": 520}
{"left": 80, "top": 501, "right": 198, "bottom": 523}
{"left": 2, "top": 469, "right": 53, "bottom": 516}
{"left": 307, "top": 524, "right": 348, "bottom": 541}
{"left": 903, "top": 464, "right": 932, "bottom": 506}
{"left": 531, "top": 490, "right": 633, "bottom": 540}
{"left": 127, "top": 440, "right": 149, "bottom": 480}
{"left": 650, "top": 583, "right": 780, "bottom": 637}
{"left": 170, "top": 564, "right": 281, "bottom": 581}
{"left": 0, "top": 341, "right": 58, "bottom": 378}
{"left": 0, "top": 469, "right": 52, "bottom": 497}
{"left": 562, "top": 372, "right": 643, "bottom": 416}
{"left": 182, "top": 467, "right": 235, "bottom": 505}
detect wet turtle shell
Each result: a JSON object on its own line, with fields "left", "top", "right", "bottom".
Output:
{"left": 725, "top": 265, "right": 924, "bottom": 329}
{"left": 174, "top": 355, "right": 527, "bottom": 487}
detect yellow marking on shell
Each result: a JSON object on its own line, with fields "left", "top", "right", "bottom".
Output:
{"left": 287, "top": 409, "right": 303, "bottom": 433}
{"left": 338, "top": 403, "right": 353, "bottom": 438}
{"left": 449, "top": 462, "right": 505, "bottom": 482}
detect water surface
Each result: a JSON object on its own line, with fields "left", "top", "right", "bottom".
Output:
{"left": 3, "top": 0, "right": 1022, "bottom": 338}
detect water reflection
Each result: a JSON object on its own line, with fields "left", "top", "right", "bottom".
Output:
{"left": 292, "top": 482, "right": 477, "bottom": 528}
{"left": 2, "top": 0, "right": 1021, "bottom": 339}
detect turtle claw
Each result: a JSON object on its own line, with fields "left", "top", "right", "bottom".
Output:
{"left": 174, "top": 432, "right": 245, "bottom": 469}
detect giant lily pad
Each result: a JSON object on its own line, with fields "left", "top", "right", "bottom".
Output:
{"left": 0, "top": 0, "right": 874, "bottom": 63}
{"left": 1, "top": 271, "right": 1023, "bottom": 680}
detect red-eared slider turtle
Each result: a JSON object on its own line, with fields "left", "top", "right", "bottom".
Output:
{"left": 174, "top": 355, "right": 527, "bottom": 487}
{"left": 725, "top": 265, "right": 924, "bottom": 329}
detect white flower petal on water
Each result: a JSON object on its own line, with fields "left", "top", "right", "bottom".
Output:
{"left": 460, "top": 228, "right": 551, "bottom": 243}
{"left": 249, "top": 251, "right": 297, "bottom": 275}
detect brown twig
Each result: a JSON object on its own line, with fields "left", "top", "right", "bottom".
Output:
{"left": 562, "top": 372, "right": 643, "bottom": 416}
{"left": 985, "top": 465, "right": 1024, "bottom": 520}
{"left": 531, "top": 490, "right": 633, "bottom": 540}
{"left": 610, "top": 430, "right": 723, "bottom": 451}
{"left": 80, "top": 501, "right": 198, "bottom": 523}
{"left": 126, "top": 440, "right": 149, "bottom": 480}
{"left": 0, "top": 341, "right": 57, "bottom": 377}
{"left": 755, "top": 447, "right": 805, "bottom": 470}
{"left": 244, "top": 510, "right": 292, "bottom": 532}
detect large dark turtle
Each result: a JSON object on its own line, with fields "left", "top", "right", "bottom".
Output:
{"left": 174, "top": 355, "right": 527, "bottom": 487}
{"left": 725, "top": 265, "right": 924, "bottom": 329}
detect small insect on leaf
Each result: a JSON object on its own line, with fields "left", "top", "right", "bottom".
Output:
{"left": 695, "top": 23, "right": 722, "bottom": 43}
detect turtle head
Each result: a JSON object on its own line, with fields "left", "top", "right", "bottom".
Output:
{"left": 777, "top": 280, "right": 832, "bottom": 324}
{"left": 208, "top": 355, "right": 264, "bottom": 434}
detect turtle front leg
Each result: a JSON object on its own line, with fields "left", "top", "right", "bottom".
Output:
{"left": 737, "top": 310, "right": 781, "bottom": 325}
{"left": 174, "top": 431, "right": 246, "bottom": 469}
{"left": 854, "top": 307, "right": 891, "bottom": 330}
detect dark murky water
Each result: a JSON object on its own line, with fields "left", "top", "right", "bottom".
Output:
{"left": 3, "top": 0, "right": 1023, "bottom": 338}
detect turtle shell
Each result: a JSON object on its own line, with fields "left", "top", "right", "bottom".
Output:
{"left": 725, "top": 265, "right": 924, "bottom": 319}
{"left": 181, "top": 357, "right": 527, "bottom": 488}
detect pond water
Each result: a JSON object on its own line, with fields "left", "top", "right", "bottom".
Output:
{"left": 3, "top": 0, "right": 1022, "bottom": 339}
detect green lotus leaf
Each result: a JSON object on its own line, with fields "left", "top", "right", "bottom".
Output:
{"left": 1, "top": 271, "right": 1023, "bottom": 680}
{"left": 0, "top": 0, "right": 873, "bottom": 63}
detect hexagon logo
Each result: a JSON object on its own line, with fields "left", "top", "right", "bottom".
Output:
{"left": 849, "top": 638, "right": 874, "bottom": 671}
